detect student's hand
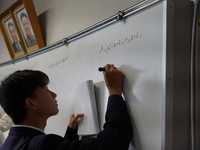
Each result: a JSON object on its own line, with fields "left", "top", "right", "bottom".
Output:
{"left": 103, "top": 64, "right": 123, "bottom": 96}
{"left": 68, "top": 113, "right": 84, "bottom": 129}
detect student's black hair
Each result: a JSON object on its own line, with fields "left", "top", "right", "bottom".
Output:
{"left": 20, "top": 12, "right": 29, "bottom": 22}
{"left": 0, "top": 70, "right": 49, "bottom": 124}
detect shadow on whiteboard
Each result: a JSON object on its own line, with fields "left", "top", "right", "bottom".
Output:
{"left": 120, "top": 65, "right": 142, "bottom": 150}
{"left": 94, "top": 81, "right": 106, "bottom": 130}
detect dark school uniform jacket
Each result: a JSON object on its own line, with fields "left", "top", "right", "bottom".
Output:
{"left": 1, "top": 95, "right": 133, "bottom": 150}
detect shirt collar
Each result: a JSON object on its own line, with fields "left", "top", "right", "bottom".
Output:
{"left": 14, "top": 125, "right": 45, "bottom": 134}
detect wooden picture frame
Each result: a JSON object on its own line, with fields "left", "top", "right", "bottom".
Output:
{"left": 0, "top": 12, "right": 25, "bottom": 59}
{"left": 13, "top": 1, "right": 45, "bottom": 53}
{"left": 0, "top": 0, "right": 45, "bottom": 59}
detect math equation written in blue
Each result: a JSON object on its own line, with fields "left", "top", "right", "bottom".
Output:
{"left": 99, "top": 32, "right": 142, "bottom": 53}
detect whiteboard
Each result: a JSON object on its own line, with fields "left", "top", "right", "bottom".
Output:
{"left": 0, "top": 1, "right": 166, "bottom": 150}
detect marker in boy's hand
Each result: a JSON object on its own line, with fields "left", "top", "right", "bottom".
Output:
{"left": 102, "top": 64, "right": 123, "bottom": 96}
{"left": 98, "top": 67, "right": 105, "bottom": 72}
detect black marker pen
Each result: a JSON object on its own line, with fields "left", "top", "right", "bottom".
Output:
{"left": 98, "top": 67, "right": 105, "bottom": 72}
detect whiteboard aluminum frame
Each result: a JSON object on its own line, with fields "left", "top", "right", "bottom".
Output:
{"left": 162, "top": 0, "right": 174, "bottom": 150}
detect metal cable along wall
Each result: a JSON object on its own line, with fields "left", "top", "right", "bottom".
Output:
{"left": 0, "top": 0, "right": 161, "bottom": 68}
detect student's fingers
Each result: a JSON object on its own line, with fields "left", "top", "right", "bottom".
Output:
{"left": 68, "top": 113, "right": 84, "bottom": 129}
{"left": 110, "top": 64, "right": 115, "bottom": 70}
{"left": 103, "top": 64, "right": 123, "bottom": 96}
{"left": 105, "top": 64, "right": 112, "bottom": 71}
{"left": 106, "top": 64, "right": 111, "bottom": 71}
{"left": 103, "top": 64, "right": 114, "bottom": 75}
{"left": 104, "top": 64, "right": 117, "bottom": 71}
{"left": 70, "top": 113, "right": 75, "bottom": 118}
{"left": 74, "top": 113, "right": 84, "bottom": 122}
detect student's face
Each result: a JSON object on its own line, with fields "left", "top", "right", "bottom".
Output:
{"left": 33, "top": 85, "right": 59, "bottom": 118}
{"left": 9, "top": 25, "right": 18, "bottom": 44}
{"left": 22, "top": 16, "right": 31, "bottom": 37}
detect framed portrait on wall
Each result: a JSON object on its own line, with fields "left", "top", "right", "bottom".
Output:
{"left": 0, "top": 0, "right": 45, "bottom": 59}
{"left": 13, "top": 0, "right": 45, "bottom": 53}
{"left": 17, "top": 8, "right": 37, "bottom": 48}
{"left": 0, "top": 13, "right": 25, "bottom": 59}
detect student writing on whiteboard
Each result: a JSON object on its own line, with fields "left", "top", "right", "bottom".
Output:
{"left": 0, "top": 64, "right": 133, "bottom": 150}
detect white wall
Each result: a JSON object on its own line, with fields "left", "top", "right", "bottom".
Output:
{"left": 0, "top": 0, "right": 141, "bottom": 63}
{"left": 0, "top": 31, "right": 10, "bottom": 63}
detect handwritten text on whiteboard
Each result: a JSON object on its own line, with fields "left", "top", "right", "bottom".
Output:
{"left": 48, "top": 57, "right": 68, "bottom": 69}
{"left": 99, "top": 32, "right": 142, "bottom": 53}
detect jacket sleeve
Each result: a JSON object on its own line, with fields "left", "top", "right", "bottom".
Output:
{"left": 96, "top": 95, "right": 133, "bottom": 150}
{"left": 64, "top": 126, "right": 79, "bottom": 142}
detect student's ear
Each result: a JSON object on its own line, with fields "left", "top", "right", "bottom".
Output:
{"left": 25, "top": 98, "right": 37, "bottom": 110}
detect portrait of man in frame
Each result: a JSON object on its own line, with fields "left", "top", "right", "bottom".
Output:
{"left": 17, "top": 8, "right": 37, "bottom": 48}
{"left": 5, "top": 18, "right": 23, "bottom": 53}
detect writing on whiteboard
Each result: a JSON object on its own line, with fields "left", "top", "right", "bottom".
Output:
{"left": 48, "top": 57, "right": 68, "bottom": 69}
{"left": 99, "top": 32, "right": 142, "bottom": 53}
